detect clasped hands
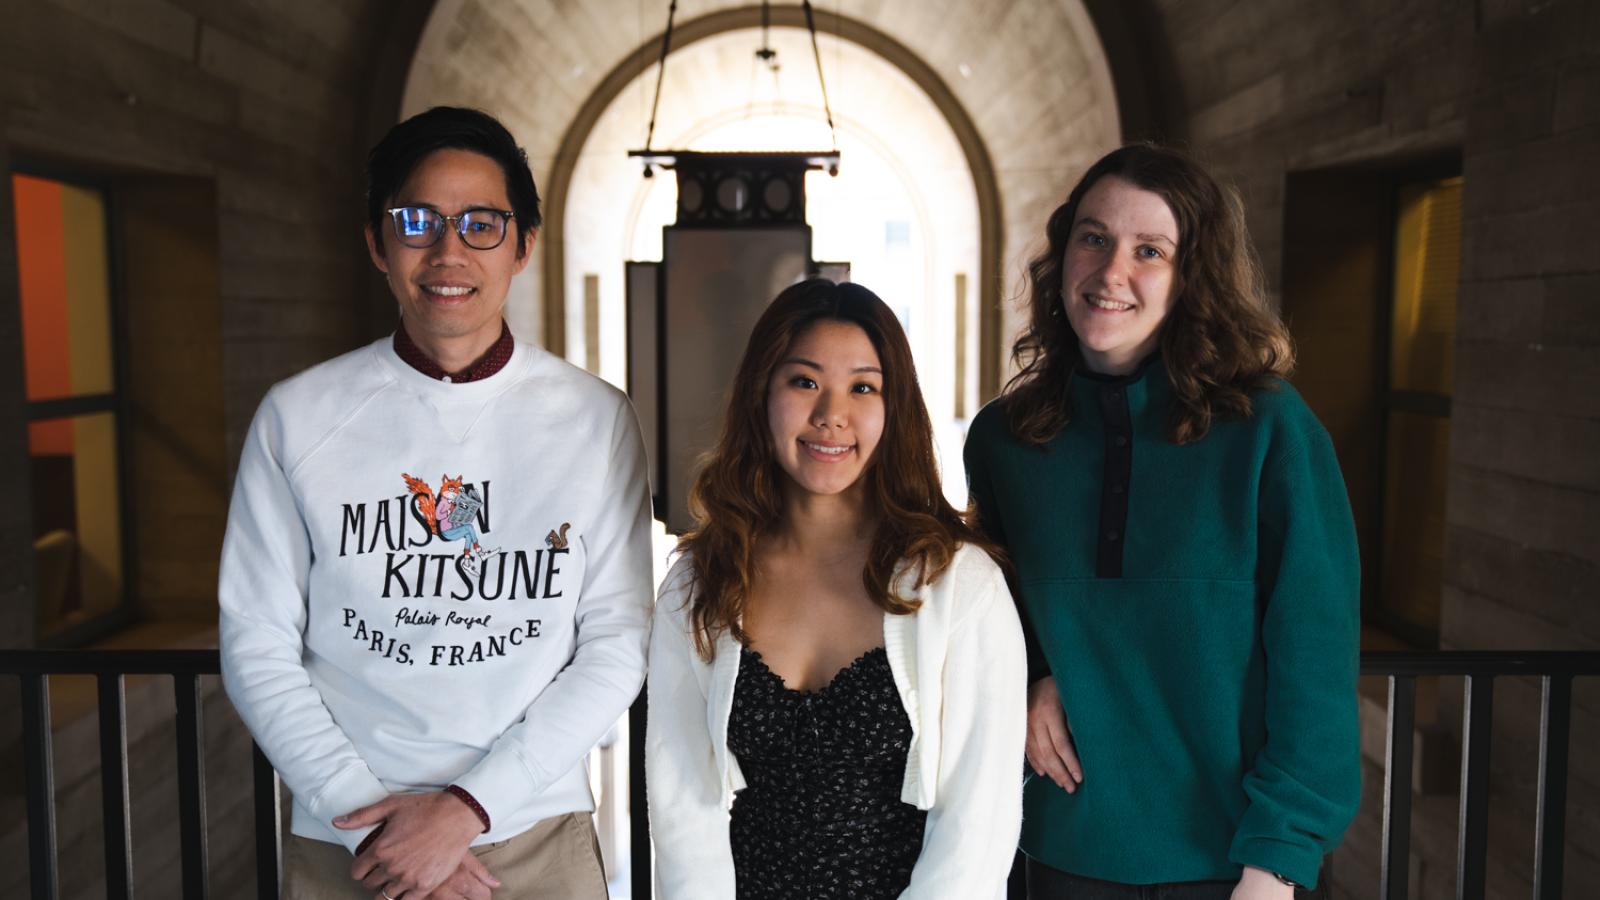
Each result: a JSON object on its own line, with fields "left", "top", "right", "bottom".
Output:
{"left": 336, "top": 790, "right": 501, "bottom": 900}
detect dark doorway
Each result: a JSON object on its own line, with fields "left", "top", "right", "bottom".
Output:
{"left": 1282, "top": 156, "right": 1463, "bottom": 647}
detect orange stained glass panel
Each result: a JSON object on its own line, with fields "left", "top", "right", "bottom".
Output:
{"left": 13, "top": 172, "right": 115, "bottom": 411}
{"left": 14, "top": 174, "right": 72, "bottom": 405}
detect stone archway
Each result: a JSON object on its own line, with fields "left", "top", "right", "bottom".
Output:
{"left": 538, "top": 6, "right": 1006, "bottom": 394}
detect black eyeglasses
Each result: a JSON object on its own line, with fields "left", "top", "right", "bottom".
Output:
{"left": 385, "top": 206, "right": 515, "bottom": 250}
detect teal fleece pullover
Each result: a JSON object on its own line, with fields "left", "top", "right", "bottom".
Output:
{"left": 963, "top": 358, "right": 1361, "bottom": 889}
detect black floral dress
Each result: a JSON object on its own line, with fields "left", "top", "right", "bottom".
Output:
{"left": 727, "top": 646, "right": 928, "bottom": 899}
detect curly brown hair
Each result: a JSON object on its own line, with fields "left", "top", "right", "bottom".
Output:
{"left": 677, "top": 278, "right": 995, "bottom": 659}
{"left": 1004, "top": 143, "right": 1294, "bottom": 445}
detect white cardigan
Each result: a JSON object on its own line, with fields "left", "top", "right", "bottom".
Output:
{"left": 646, "top": 544, "right": 1027, "bottom": 899}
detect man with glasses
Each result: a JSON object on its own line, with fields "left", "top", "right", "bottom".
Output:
{"left": 220, "top": 107, "right": 651, "bottom": 900}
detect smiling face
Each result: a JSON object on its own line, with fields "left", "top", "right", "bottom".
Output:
{"left": 1061, "top": 175, "right": 1181, "bottom": 375}
{"left": 365, "top": 148, "right": 533, "bottom": 354}
{"left": 766, "top": 319, "right": 886, "bottom": 501}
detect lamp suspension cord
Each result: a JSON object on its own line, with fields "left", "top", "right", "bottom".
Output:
{"left": 642, "top": 0, "right": 678, "bottom": 153}
{"left": 802, "top": 0, "right": 838, "bottom": 152}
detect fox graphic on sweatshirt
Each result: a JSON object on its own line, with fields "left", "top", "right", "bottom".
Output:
{"left": 403, "top": 473, "right": 495, "bottom": 572}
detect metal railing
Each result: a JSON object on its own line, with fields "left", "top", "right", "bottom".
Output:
{"left": 4, "top": 649, "right": 1597, "bottom": 900}
{"left": 4, "top": 650, "right": 278, "bottom": 900}
{"left": 1360, "top": 652, "right": 1600, "bottom": 900}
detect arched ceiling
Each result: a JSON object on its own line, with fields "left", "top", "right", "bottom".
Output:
{"left": 406, "top": 1, "right": 1118, "bottom": 174}
{"left": 402, "top": 0, "right": 1123, "bottom": 385}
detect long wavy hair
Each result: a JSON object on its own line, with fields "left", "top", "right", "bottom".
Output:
{"left": 678, "top": 278, "right": 995, "bottom": 659}
{"left": 1004, "top": 143, "right": 1294, "bottom": 445}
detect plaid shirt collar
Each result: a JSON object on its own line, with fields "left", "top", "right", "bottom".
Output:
{"left": 392, "top": 319, "right": 514, "bottom": 383}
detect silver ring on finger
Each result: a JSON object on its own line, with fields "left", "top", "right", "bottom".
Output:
{"left": 381, "top": 890, "right": 398, "bottom": 900}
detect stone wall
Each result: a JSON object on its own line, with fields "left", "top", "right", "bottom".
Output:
{"left": 1444, "top": 0, "right": 1600, "bottom": 894}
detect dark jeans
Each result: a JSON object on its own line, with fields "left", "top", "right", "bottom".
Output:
{"left": 1025, "top": 857, "right": 1328, "bottom": 900}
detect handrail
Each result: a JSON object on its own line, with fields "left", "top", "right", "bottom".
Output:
{"left": 1360, "top": 650, "right": 1600, "bottom": 676}
{"left": 1, "top": 648, "right": 219, "bottom": 675}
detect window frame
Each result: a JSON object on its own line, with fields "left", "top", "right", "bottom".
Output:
{"left": 11, "top": 162, "right": 138, "bottom": 647}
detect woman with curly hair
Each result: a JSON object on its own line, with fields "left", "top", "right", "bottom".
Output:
{"left": 963, "top": 145, "right": 1360, "bottom": 899}
{"left": 648, "top": 278, "right": 1027, "bottom": 899}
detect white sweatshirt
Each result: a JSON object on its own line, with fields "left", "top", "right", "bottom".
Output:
{"left": 646, "top": 544, "right": 1028, "bottom": 899}
{"left": 219, "top": 336, "right": 653, "bottom": 852}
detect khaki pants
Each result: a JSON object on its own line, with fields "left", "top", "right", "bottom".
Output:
{"left": 283, "top": 812, "right": 608, "bottom": 900}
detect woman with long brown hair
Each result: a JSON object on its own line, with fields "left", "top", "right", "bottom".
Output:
{"left": 647, "top": 278, "right": 1027, "bottom": 899}
{"left": 964, "top": 145, "right": 1361, "bottom": 899}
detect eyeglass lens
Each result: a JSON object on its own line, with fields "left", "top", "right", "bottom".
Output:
{"left": 391, "top": 207, "right": 508, "bottom": 250}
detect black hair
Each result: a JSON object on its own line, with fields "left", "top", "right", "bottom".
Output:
{"left": 365, "top": 106, "right": 542, "bottom": 256}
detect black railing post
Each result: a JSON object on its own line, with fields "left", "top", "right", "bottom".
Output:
{"left": 252, "top": 742, "right": 282, "bottom": 900}
{"left": 97, "top": 673, "right": 134, "bottom": 899}
{"left": 630, "top": 689, "right": 650, "bottom": 900}
{"left": 174, "top": 673, "right": 210, "bottom": 899}
{"left": 1456, "top": 674, "right": 1493, "bottom": 900}
{"left": 21, "top": 673, "right": 59, "bottom": 900}
{"left": 1380, "top": 675, "right": 1415, "bottom": 900}
{"left": 1532, "top": 674, "right": 1571, "bottom": 900}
